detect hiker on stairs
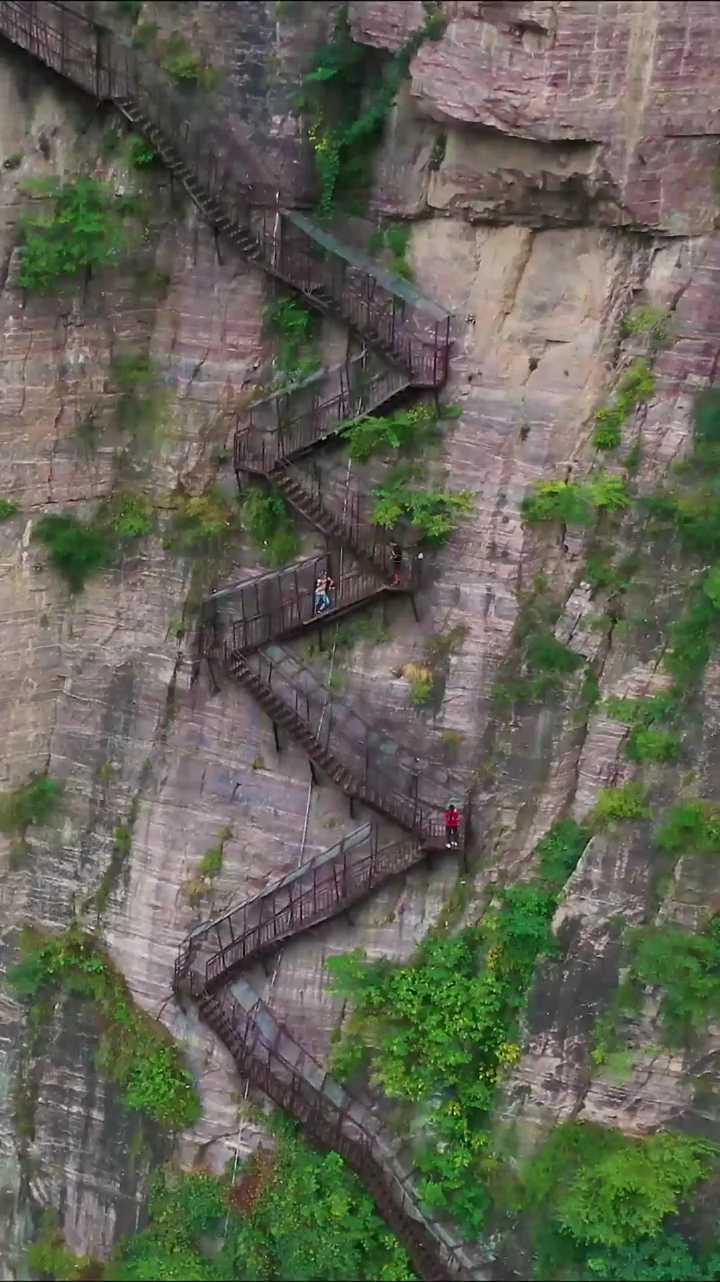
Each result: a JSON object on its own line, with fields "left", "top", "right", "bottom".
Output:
{"left": 444, "top": 801, "right": 462, "bottom": 849}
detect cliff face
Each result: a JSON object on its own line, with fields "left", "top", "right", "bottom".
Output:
{"left": 2, "top": 1, "right": 720, "bottom": 1276}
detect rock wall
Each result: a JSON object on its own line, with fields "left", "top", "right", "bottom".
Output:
{"left": 3, "top": 1, "right": 720, "bottom": 1276}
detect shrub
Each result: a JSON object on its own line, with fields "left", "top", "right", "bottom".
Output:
{"left": 656, "top": 800, "right": 720, "bottom": 855}
{"left": 693, "top": 387, "right": 720, "bottom": 444}
{"left": 111, "top": 350, "right": 167, "bottom": 442}
{"left": 522, "top": 473, "right": 629, "bottom": 525}
{"left": 327, "top": 832, "right": 587, "bottom": 1233}
{"left": 241, "top": 486, "right": 300, "bottom": 567}
{"left": 166, "top": 487, "right": 242, "bottom": 556}
{"left": 33, "top": 512, "right": 115, "bottom": 591}
{"left": 665, "top": 588, "right": 720, "bottom": 688}
{"left": 525, "top": 1123, "right": 714, "bottom": 1249}
{"left": 127, "top": 134, "right": 157, "bottom": 168}
{"left": 0, "top": 499, "right": 19, "bottom": 521}
{"left": 160, "top": 35, "right": 219, "bottom": 89}
{"left": 403, "top": 661, "right": 434, "bottom": 707}
{"left": 18, "top": 178, "right": 127, "bottom": 290}
{"left": 625, "top": 726, "right": 680, "bottom": 763}
{"left": 592, "top": 360, "right": 655, "bottom": 450}
{"left": 264, "top": 297, "right": 319, "bottom": 387}
{"left": 8, "top": 928, "right": 200, "bottom": 1129}
{"left": 592, "top": 783, "right": 649, "bottom": 826}
{"left": 97, "top": 492, "right": 154, "bottom": 541}
{"left": 371, "top": 466, "right": 473, "bottom": 543}
{"left": 622, "top": 304, "right": 671, "bottom": 346}
{"left": 369, "top": 222, "right": 413, "bottom": 279}
{"left": 110, "top": 1123, "right": 413, "bottom": 1281}
{"left": 585, "top": 1232, "right": 710, "bottom": 1282}
{"left": 535, "top": 818, "right": 591, "bottom": 891}
{"left": 630, "top": 918, "right": 720, "bottom": 1040}
{"left": 27, "top": 1213, "right": 98, "bottom": 1282}
{"left": 0, "top": 773, "right": 60, "bottom": 835}
{"left": 342, "top": 402, "right": 439, "bottom": 461}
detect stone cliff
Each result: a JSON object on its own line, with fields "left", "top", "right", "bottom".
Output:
{"left": 2, "top": 1, "right": 720, "bottom": 1277}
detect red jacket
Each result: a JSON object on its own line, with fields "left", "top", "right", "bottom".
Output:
{"left": 445, "top": 808, "right": 461, "bottom": 828}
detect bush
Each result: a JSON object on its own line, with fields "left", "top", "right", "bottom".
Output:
{"left": 592, "top": 783, "right": 649, "bottom": 825}
{"left": 98, "top": 493, "right": 154, "bottom": 541}
{"left": 524, "top": 1122, "right": 714, "bottom": 1249}
{"left": 327, "top": 829, "right": 587, "bottom": 1233}
{"left": 264, "top": 297, "right": 319, "bottom": 387}
{"left": 160, "top": 35, "right": 219, "bottom": 89}
{"left": 33, "top": 513, "right": 114, "bottom": 591}
{"left": 241, "top": 486, "right": 301, "bottom": 567}
{"left": 166, "top": 487, "right": 242, "bottom": 556}
{"left": 626, "top": 727, "right": 680, "bottom": 763}
{"left": 109, "top": 1125, "right": 414, "bottom": 1281}
{"left": 535, "top": 818, "right": 591, "bottom": 891}
{"left": 665, "top": 588, "right": 720, "bottom": 687}
{"left": 0, "top": 498, "right": 19, "bottom": 521}
{"left": 630, "top": 918, "right": 720, "bottom": 1040}
{"left": 403, "top": 661, "right": 434, "bottom": 707}
{"left": 342, "top": 402, "right": 440, "bottom": 461}
{"left": 0, "top": 773, "right": 60, "bottom": 834}
{"left": 27, "top": 1213, "right": 98, "bottom": 1282}
{"left": 127, "top": 134, "right": 157, "bottom": 168}
{"left": 371, "top": 466, "right": 473, "bottom": 543}
{"left": 522, "top": 473, "right": 629, "bottom": 525}
{"left": 18, "top": 178, "right": 127, "bottom": 290}
{"left": 657, "top": 800, "right": 720, "bottom": 855}
{"left": 622, "top": 305, "right": 671, "bottom": 347}
{"left": 8, "top": 928, "right": 200, "bottom": 1129}
{"left": 592, "top": 358, "right": 657, "bottom": 448}
{"left": 585, "top": 1232, "right": 711, "bottom": 1282}
{"left": 369, "top": 222, "right": 413, "bottom": 279}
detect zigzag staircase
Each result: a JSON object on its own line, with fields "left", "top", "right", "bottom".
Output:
{"left": 173, "top": 823, "right": 477, "bottom": 1280}
{"left": 0, "top": 5, "right": 472, "bottom": 1277}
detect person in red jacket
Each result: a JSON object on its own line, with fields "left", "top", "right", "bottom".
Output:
{"left": 445, "top": 801, "right": 461, "bottom": 849}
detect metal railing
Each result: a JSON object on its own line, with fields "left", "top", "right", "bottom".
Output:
{"left": 190, "top": 983, "right": 473, "bottom": 1281}
{"left": 1, "top": 2, "right": 452, "bottom": 387}
{"left": 225, "top": 644, "right": 462, "bottom": 848}
{"left": 202, "top": 832, "right": 420, "bottom": 988}
{"left": 234, "top": 351, "right": 411, "bottom": 474}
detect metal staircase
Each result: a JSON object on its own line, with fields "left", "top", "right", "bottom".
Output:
{"left": 222, "top": 644, "right": 459, "bottom": 850}
{"left": 0, "top": 6, "right": 473, "bottom": 1275}
{"left": 173, "top": 825, "right": 476, "bottom": 1281}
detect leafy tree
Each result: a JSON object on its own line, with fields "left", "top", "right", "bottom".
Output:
{"left": 629, "top": 918, "right": 720, "bottom": 1040}
{"left": 525, "top": 1123, "right": 714, "bottom": 1250}
{"left": 33, "top": 513, "right": 115, "bottom": 592}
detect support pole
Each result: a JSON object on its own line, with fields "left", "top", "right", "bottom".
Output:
{"left": 272, "top": 721, "right": 281, "bottom": 755}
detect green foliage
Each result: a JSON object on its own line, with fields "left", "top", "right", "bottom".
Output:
{"left": 304, "top": 9, "right": 444, "bottom": 215}
{"left": 110, "top": 1125, "right": 414, "bottom": 1281}
{"left": 625, "top": 727, "right": 680, "bottom": 763}
{"left": 34, "top": 512, "right": 115, "bottom": 591}
{"left": 115, "top": 0, "right": 143, "bottom": 18}
{"left": 128, "top": 133, "right": 157, "bottom": 168}
{"left": 622, "top": 305, "right": 672, "bottom": 348}
{"left": 18, "top": 178, "right": 127, "bottom": 290}
{"left": 369, "top": 222, "right": 413, "bottom": 278}
{"left": 525, "top": 1122, "right": 714, "bottom": 1250}
{"left": 629, "top": 917, "right": 720, "bottom": 1042}
{"left": 535, "top": 818, "right": 591, "bottom": 891}
{"left": 693, "top": 387, "right": 720, "bottom": 444}
{"left": 342, "top": 402, "right": 440, "bottom": 461}
{"left": 183, "top": 829, "right": 229, "bottom": 906}
{"left": 160, "top": 35, "right": 219, "bottom": 89}
{"left": 522, "top": 473, "right": 630, "bottom": 526}
{"left": 371, "top": 465, "right": 473, "bottom": 543}
{"left": 592, "top": 783, "right": 649, "bottom": 826}
{"left": 27, "top": 1212, "right": 98, "bottom": 1282}
{"left": 0, "top": 498, "right": 19, "bottom": 521}
{"left": 98, "top": 492, "right": 154, "bottom": 541}
{"left": 0, "top": 773, "right": 60, "bottom": 835}
{"left": 264, "top": 297, "right": 320, "bottom": 387}
{"left": 585, "top": 1232, "right": 714, "bottom": 1282}
{"left": 327, "top": 819, "right": 589, "bottom": 1231}
{"left": 166, "top": 487, "right": 242, "bottom": 556}
{"left": 592, "top": 359, "right": 656, "bottom": 451}
{"left": 403, "top": 661, "right": 434, "bottom": 707}
{"left": 111, "top": 350, "right": 167, "bottom": 444}
{"left": 241, "top": 485, "right": 301, "bottom": 567}
{"left": 657, "top": 800, "right": 720, "bottom": 855}
{"left": 665, "top": 585, "right": 720, "bottom": 688}
{"left": 7, "top": 927, "right": 200, "bottom": 1129}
